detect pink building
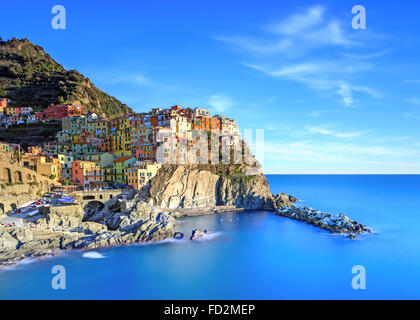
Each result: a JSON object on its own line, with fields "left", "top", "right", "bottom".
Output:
{"left": 36, "top": 104, "right": 82, "bottom": 121}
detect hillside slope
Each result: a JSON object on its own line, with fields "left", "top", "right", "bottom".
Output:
{"left": 0, "top": 37, "right": 133, "bottom": 119}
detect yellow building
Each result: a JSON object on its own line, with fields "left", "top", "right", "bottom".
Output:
{"left": 5, "top": 107, "right": 17, "bottom": 115}
{"left": 126, "top": 163, "right": 162, "bottom": 190}
{"left": 37, "top": 158, "right": 61, "bottom": 181}
{"left": 113, "top": 157, "right": 136, "bottom": 185}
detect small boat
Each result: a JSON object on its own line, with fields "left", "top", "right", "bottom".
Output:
{"left": 27, "top": 209, "right": 40, "bottom": 217}
{"left": 57, "top": 196, "right": 76, "bottom": 204}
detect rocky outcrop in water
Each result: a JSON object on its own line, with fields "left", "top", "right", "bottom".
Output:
{"left": 190, "top": 229, "right": 205, "bottom": 240}
{"left": 276, "top": 205, "right": 371, "bottom": 238}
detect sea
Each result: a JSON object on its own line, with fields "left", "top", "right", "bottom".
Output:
{"left": 0, "top": 175, "right": 419, "bottom": 300}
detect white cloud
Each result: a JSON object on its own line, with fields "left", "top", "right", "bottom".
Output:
{"left": 208, "top": 94, "right": 236, "bottom": 112}
{"left": 215, "top": 5, "right": 357, "bottom": 57}
{"left": 306, "top": 125, "right": 365, "bottom": 139}
{"left": 340, "top": 49, "right": 392, "bottom": 61}
{"left": 214, "top": 6, "right": 383, "bottom": 107}
{"left": 263, "top": 139, "right": 420, "bottom": 173}
{"left": 266, "top": 5, "right": 325, "bottom": 35}
{"left": 244, "top": 62, "right": 379, "bottom": 107}
{"left": 103, "top": 74, "right": 151, "bottom": 86}
{"left": 408, "top": 98, "right": 420, "bottom": 106}
{"left": 212, "top": 36, "right": 292, "bottom": 55}
{"left": 337, "top": 83, "right": 354, "bottom": 107}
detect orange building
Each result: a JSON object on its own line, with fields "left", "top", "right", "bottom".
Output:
{"left": 0, "top": 98, "right": 7, "bottom": 108}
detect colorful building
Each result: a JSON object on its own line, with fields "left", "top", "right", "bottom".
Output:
{"left": 36, "top": 104, "right": 82, "bottom": 121}
{"left": 126, "top": 163, "right": 162, "bottom": 190}
{"left": 72, "top": 160, "right": 103, "bottom": 189}
{"left": 113, "top": 157, "right": 136, "bottom": 185}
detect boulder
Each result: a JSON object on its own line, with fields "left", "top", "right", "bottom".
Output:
{"left": 288, "top": 195, "right": 299, "bottom": 202}
{"left": 274, "top": 193, "right": 291, "bottom": 208}
{"left": 190, "top": 229, "right": 205, "bottom": 240}
{"left": 0, "top": 228, "right": 19, "bottom": 251}
{"left": 80, "top": 222, "right": 107, "bottom": 234}
{"left": 9, "top": 227, "right": 34, "bottom": 243}
{"left": 174, "top": 232, "right": 184, "bottom": 239}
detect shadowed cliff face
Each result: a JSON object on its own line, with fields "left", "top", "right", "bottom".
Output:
{"left": 146, "top": 164, "right": 276, "bottom": 211}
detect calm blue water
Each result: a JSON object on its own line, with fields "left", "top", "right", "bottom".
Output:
{"left": 1, "top": 175, "right": 419, "bottom": 300}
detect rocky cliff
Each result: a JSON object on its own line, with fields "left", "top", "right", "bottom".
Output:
{"left": 145, "top": 164, "right": 276, "bottom": 211}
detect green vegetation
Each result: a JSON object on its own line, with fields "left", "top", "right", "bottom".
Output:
{"left": 0, "top": 38, "right": 133, "bottom": 119}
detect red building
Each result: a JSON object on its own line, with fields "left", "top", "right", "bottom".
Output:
{"left": 36, "top": 104, "right": 82, "bottom": 121}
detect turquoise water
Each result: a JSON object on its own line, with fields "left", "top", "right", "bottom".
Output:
{"left": 0, "top": 175, "right": 419, "bottom": 300}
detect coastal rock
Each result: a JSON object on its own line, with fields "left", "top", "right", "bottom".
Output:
{"left": 148, "top": 166, "right": 220, "bottom": 209}
{"left": 274, "top": 193, "right": 291, "bottom": 208}
{"left": 80, "top": 222, "right": 107, "bottom": 235}
{"left": 146, "top": 165, "right": 276, "bottom": 211}
{"left": 289, "top": 195, "right": 299, "bottom": 203}
{"left": 0, "top": 227, "right": 19, "bottom": 251}
{"left": 190, "top": 229, "right": 205, "bottom": 240}
{"left": 9, "top": 227, "right": 34, "bottom": 243}
{"left": 276, "top": 205, "right": 371, "bottom": 238}
{"left": 44, "top": 205, "right": 84, "bottom": 231}
{"left": 174, "top": 232, "right": 184, "bottom": 239}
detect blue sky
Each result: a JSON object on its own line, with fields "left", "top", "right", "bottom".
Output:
{"left": 2, "top": 0, "right": 420, "bottom": 173}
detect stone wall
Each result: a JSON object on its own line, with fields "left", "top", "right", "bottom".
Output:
{"left": 0, "top": 161, "right": 55, "bottom": 187}
{"left": 0, "top": 158, "right": 58, "bottom": 213}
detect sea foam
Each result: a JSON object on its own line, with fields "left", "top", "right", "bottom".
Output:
{"left": 82, "top": 252, "right": 106, "bottom": 259}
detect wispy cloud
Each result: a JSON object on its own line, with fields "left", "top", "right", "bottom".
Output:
{"left": 263, "top": 139, "right": 420, "bottom": 173}
{"left": 215, "top": 5, "right": 358, "bottom": 57}
{"left": 214, "top": 5, "right": 383, "bottom": 107}
{"left": 408, "top": 98, "right": 420, "bottom": 106}
{"left": 244, "top": 62, "right": 379, "bottom": 107}
{"left": 212, "top": 35, "right": 292, "bottom": 55}
{"left": 306, "top": 125, "right": 366, "bottom": 139}
{"left": 340, "top": 49, "right": 392, "bottom": 61}
{"left": 266, "top": 5, "right": 325, "bottom": 35}
{"left": 208, "top": 94, "right": 236, "bottom": 112}
{"left": 101, "top": 74, "right": 152, "bottom": 86}
{"left": 266, "top": 5, "right": 355, "bottom": 47}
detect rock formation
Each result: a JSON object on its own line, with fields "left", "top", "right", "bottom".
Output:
{"left": 146, "top": 164, "right": 276, "bottom": 211}
{"left": 276, "top": 205, "right": 371, "bottom": 239}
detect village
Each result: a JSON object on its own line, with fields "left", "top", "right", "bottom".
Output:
{"left": 0, "top": 97, "right": 242, "bottom": 192}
